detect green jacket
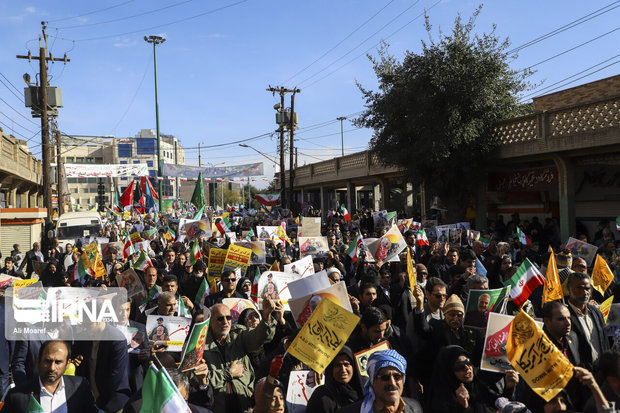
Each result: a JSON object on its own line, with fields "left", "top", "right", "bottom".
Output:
{"left": 204, "top": 316, "right": 276, "bottom": 412}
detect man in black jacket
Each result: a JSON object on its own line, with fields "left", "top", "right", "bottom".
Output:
{"left": 566, "top": 271, "right": 609, "bottom": 372}
{"left": 3, "top": 340, "right": 98, "bottom": 412}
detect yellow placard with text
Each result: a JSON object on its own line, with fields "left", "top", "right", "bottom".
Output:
{"left": 542, "top": 250, "right": 563, "bottom": 304}
{"left": 406, "top": 248, "right": 416, "bottom": 289}
{"left": 287, "top": 298, "right": 359, "bottom": 374}
{"left": 208, "top": 248, "right": 227, "bottom": 277}
{"left": 222, "top": 244, "right": 252, "bottom": 277}
{"left": 506, "top": 310, "right": 573, "bottom": 402}
{"left": 130, "top": 232, "right": 143, "bottom": 244}
{"left": 601, "top": 295, "right": 614, "bottom": 323}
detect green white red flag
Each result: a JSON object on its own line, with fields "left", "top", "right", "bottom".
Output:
{"left": 346, "top": 232, "right": 363, "bottom": 262}
{"left": 132, "top": 250, "right": 153, "bottom": 271}
{"left": 341, "top": 204, "right": 351, "bottom": 223}
{"left": 189, "top": 239, "right": 201, "bottom": 266}
{"left": 254, "top": 192, "right": 281, "bottom": 207}
{"left": 503, "top": 258, "right": 544, "bottom": 307}
{"left": 416, "top": 229, "right": 429, "bottom": 246}
{"left": 515, "top": 227, "right": 532, "bottom": 246}
{"left": 122, "top": 238, "right": 135, "bottom": 259}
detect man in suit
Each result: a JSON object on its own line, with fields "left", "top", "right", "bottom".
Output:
{"left": 73, "top": 322, "right": 131, "bottom": 412}
{"left": 566, "top": 271, "right": 609, "bottom": 372}
{"left": 3, "top": 340, "right": 98, "bottom": 412}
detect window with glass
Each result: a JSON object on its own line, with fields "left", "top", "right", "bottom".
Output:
{"left": 118, "top": 143, "right": 132, "bottom": 158}
{"left": 137, "top": 138, "right": 156, "bottom": 155}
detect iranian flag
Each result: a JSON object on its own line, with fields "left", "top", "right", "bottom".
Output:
{"left": 122, "top": 239, "right": 135, "bottom": 259}
{"left": 254, "top": 192, "right": 281, "bottom": 207}
{"left": 132, "top": 250, "right": 153, "bottom": 271}
{"left": 479, "top": 237, "right": 491, "bottom": 249}
{"left": 215, "top": 216, "right": 231, "bottom": 235}
{"left": 515, "top": 227, "right": 532, "bottom": 246}
{"left": 141, "top": 365, "right": 192, "bottom": 413}
{"left": 71, "top": 253, "right": 94, "bottom": 283}
{"left": 25, "top": 394, "right": 44, "bottom": 412}
{"left": 346, "top": 232, "right": 363, "bottom": 262}
{"left": 503, "top": 258, "right": 544, "bottom": 307}
{"left": 194, "top": 277, "right": 210, "bottom": 307}
{"left": 341, "top": 204, "right": 351, "bottom": 223}
{"left": 616, "top": 216, "right": 620, "bottom": 235}
{"left": 251, "top": 269, "right": 261, "bottom": 303}
{"left": 189, "top": 240, "right": 201, "bottom": 266}
{"left": 416, "top": 229, "right": 430, "bottom": 246}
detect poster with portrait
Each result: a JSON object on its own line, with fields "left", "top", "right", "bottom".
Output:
{"left": 179, "top": 319, "right": 210, "bottom": 371}
{"left": 286, "top": 370, "right": 325, "bottom": 413}
{"left": 565, "top": 237, "right": 598, "bottom": 266}
{"left": 146, "top": 315, "right": 191, "bottom": 352}
{"left": 288, "top": 281, "right": 352, "bottom": 328}
{"left": 449, "top": 228, "right": 462, "bottom": 245}
{"left": 233, "top": 241, "right": 266, "bottom": 264}
{"left": 366, "top": 225, "right": 407, "bottom": 263}
{"left": 372, "top": 210, "right": 389, "bottom": 230}
{"left": 435, "top": 225, "right": 451, "bottom": 243}
{"left": 354, "top": 341, "right": 391, "bottom": 377}
{"left": 256, "top": 225, "right": 278, "bottom": 240}
{"left": 298, "top": 237, "right": 329, "bottom": 258}
{"left": 222, "top": 298, "right": 261, "bottom": 325}
{"left": 481, "top": 313, "right": 543, "bottom": 373}
{"left": 115, "top": 268, "right": 145, "bottom": 299}
{"left": 464, "top": 287, "right": 510, "bottom": 329}
{"left": 284, "top": 256, "right": 315, "bottom": 277}
{"left": 116, "top": 324, "right": 146, "bottom": 354}
{"left": 256, "top": 271, "right": 302, "bottom": 311}
{"left": 101, "top": 242, "right": 123, "bottom": 261}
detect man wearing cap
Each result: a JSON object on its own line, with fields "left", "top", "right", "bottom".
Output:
{"left": 337, "top": 349, "right": 422, "bottom": 413}
{"left": 412, "top": 293, "right": 483, "bottom": 389}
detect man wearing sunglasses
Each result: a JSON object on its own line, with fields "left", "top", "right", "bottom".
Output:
{"left": 202, "top": 295, "right": 279, "bottom": 412}
{"left": 204, "top": 270, "right": 246, "bottom": 308}
{"left": 338, "top": 349, "right": 422, "bottom": 413}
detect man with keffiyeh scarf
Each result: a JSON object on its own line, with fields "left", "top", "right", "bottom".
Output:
{"left": 337, "top": 349, "right": 422, "bottom": 413}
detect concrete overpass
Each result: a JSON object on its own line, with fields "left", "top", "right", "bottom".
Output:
{"left": 288, "top": 76, "right": 620, "bottom": 240}
{"left": 0, "top": 129, "right": 44, "bottom": 208}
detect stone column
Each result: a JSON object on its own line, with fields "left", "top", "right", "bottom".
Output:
{"left": 346, "top": 181, "right": 355, "bottom": 212}
{"left": 9, "top": 187, "right": 17, "bottom": 208}
{"left": 405, "top": 181, "right": 414, "bottom": 217}
{"left": 551, "top": 155, "right": 575, "bottom": 241}
{"left": 319, "top": 185, "right": 327, "bottom": 219}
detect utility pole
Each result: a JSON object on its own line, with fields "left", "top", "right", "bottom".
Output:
{"left": 144, "top": 35, "right": 166, "bottom": 211}
{"left": 17, "top": 22, "right": 70, "bottom": 217}
{"left": 267, "top": 86, "right": 299, "bottom": 211}
{"left": 198, "top": 142, "right": 202, "bottom": 167}
{"left": 54, "top": 126, "right": 64, "bottom": 214}
{"left": 337, "top": 116, "right": 346, "bottom": 157}
{"left": 289, "top": 89, "right": 299, "bottom": 211}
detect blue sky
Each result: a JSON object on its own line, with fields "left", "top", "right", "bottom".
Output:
{"left": 0, "top": 0, "right": 618, "bottom": 183}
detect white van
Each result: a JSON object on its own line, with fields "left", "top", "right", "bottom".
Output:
{"left": 55, "top": 211, "right": 103, "bottom": 248}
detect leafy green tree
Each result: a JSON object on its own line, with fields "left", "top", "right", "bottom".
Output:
{"left": 355, "top": 7, "right": 532, "bottom": 221}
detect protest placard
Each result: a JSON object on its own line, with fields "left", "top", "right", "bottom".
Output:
{"left": 284, "top": 256, "right": 315, "bottom": 277}
{"left": 506, "top": 310, "right": 573, "bottom": 401}
{"left": 256, "top": 271, "right": 301, "bottom": 311}
{"left": 146, "top": 315, "right": 191, "bottom": 352}
{"left": 208, "top": 248, "right": 227, "bottom": 277}
{"left": 233, "top": 241, "right": 266, "bottom": 264}
{"left": 179, "top": 319, "right": 210, "bottom": 371}
{"left": 366, "top": 225, "right": 406, "bottom": 262}
{"left": 299, "top": 237, "right": 329, "bottom": 258}
{"left": 354, "top": 341, "right": 391, "bottom": 377}
{"left": 565, "top": 237, "right": 598, "bottom": 266}
{"left": 464, "top": 287, "right": 509, "bottom": 329}
{"left": 372, "top": 210, "right": 389, "bottom": 229}
{"left": 299, "top": 217, "right": 321, "bottom": 237}
{"left": 222, "top": 298, "right": 261, "bottom": 324}
{"left": 286, "top": 371, "right": 324, "bottom": 413}
{"left": 605, "top": 303, "right": 620, "bottom": 337}
{"left": 221, "top": 244, "right": 252, "bottom": 277}
{"left": 257, "top": 225, "right": 278, "bottom": 240}
{"left": 184, "top": 220, "right": 212, "bottom": 240}
{"left": 116, "top": 268, "right": 145, "bottom": 299}
{"left": 287, "top": 270, "right": 329, "bottom": 299}
{"left": 288, "top": 281, "right": 352, "bottom": 328}
{"left": 287, "top": 298, "right": 359, "bottom": 374}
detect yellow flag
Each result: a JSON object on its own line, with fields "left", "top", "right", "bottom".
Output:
{"left": 600, "top": 295, "right": 614, "bottom": 323}
{"left": 270, "top": 260, "right": 280, "bottom": 272}
{"left": 592, "top": 254, "right": 614, "bottom": 296}
{"left": 406, "top": 248, "right": 416, "bottom": 289}
{"left": 506, "top": 310, "right": 573, "bottom": 401}
{"left": 287, "top": 298, "right": 359, "bottom": 374}
{"left": 93, "top": 253, "right": 107, "bottom": 279}
{"left": 275, "top": 225, "right": 291, "bottom": 245}
{"left": 123, "top": 210, "right": 131, "bottom": 220}
{"left": 542, "top": 250, "right": 563, "bottom": 304}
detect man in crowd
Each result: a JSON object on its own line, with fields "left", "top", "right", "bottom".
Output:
{"left": 204, "top": 270, "right": 245, "bottom": 307}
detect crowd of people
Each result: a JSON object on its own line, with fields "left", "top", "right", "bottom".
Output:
{"left": 1, "top": 205, "right": 620, "bottom": 413}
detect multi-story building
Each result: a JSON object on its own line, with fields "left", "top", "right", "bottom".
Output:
{"left": 116, "top": 129, "right": 185, "bottom": 198}
{"left": 62, "top": 129, "right": 185, "bottom": 208}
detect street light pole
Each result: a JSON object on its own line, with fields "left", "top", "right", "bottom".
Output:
{"left": 145, "top": 35, "right": 166, "bottom": 211}
{"left": 337, "top": 117, "right": 346, "bottom": 157}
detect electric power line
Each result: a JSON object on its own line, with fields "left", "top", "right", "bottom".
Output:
{"left": 506, "top": 1, "right": 620, "bottom": 55}
{"left": 49, "top": 0, "right": 249, "bottom": 42}
{"left": 0, "top": 72, "right": 24, "bottom": 97}
{"left": 47, "top": 0, "right": 137, "bottom": 23}
{"left": 282, "top": 0, "right": 396, "bottom": 85}
{"left": 296, "top": 0, "right": 423, "bottom": 87}
{"left": 56, "top": 0, "right": 193, "bottom": 29}
{"left": 0, "top": 95, "right": 39, "bottom": 126}
{"left": 0, "top": 111, "right": 38, "bottom": 134}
